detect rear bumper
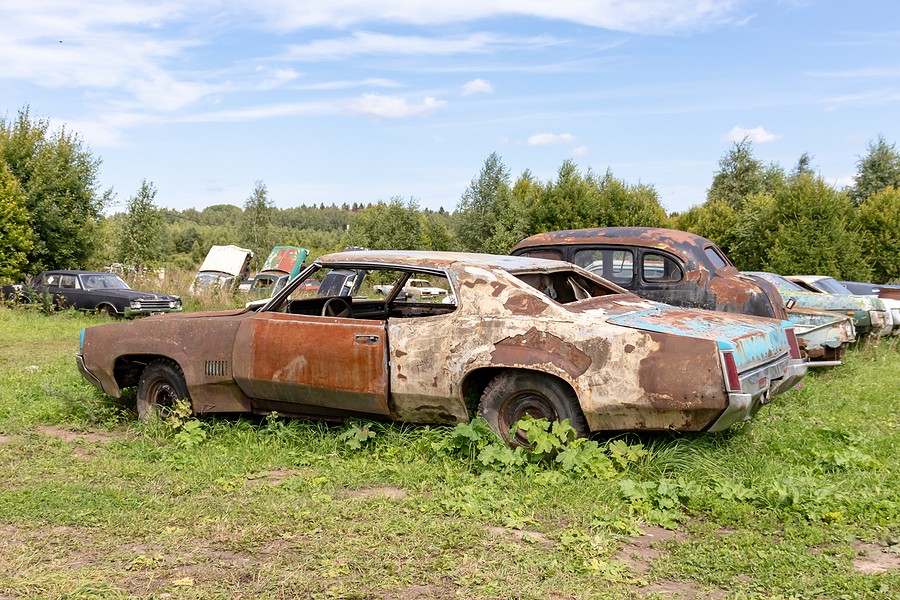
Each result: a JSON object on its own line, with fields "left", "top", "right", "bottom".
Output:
{"left": 708, "top": 356, "right": 806, "bottom": 432}
{"left": 75, "top": 353, "right": 105, "bottom": 393}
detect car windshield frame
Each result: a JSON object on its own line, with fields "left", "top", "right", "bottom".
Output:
{"left": 813, "top": 277, "right": 853, "bottom": 295}
{"left": 78, "top": 273, "right": 131, "bottom": 290}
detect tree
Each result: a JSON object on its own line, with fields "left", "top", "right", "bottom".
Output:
{"left": 0, "top": 162, "right": 34, "bottom": 282}
{"left": 116, "top": 180, "right": 164, "bottom": 271}
{"left": 596, "top": 170, "right": 667, "bottom": 227}
{"left": 0, "top": 106, "right": 107, "bottom": 271}
{"left": 764, "top": 175, "right": 869, "bottom": 280}
{"left": 242, "top": 181, "right": 274, "bottom": 270}
{"left": 346, "top": 197, "right": 425, "bottom": 250}
{"left": 851, "top": 135, "right": 900, "bottom": 205}
{"left": 671, "top": 200, "right": 738, "bottom": 257}
{"left": 856, "top": 186, "right": 900, "bottom": 282}
{"left": 707, "top": 139, "right": 785, "bottom": 211}
{"left": 454, "top": 153, "right": 512, "bottom": 253}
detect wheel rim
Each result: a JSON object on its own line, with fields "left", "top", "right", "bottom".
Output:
{"left": 145, "top": 379, "right": 178, "bottom": 419}
{"left": 499, "top": 391, "right": 558, "bottom": 445}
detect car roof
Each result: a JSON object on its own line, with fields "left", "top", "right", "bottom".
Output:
{"left": 44, "top": 270, "right": 112, "bottom": 276}
{"left": 512, "top": 227, "right": 716, "bottom": 260}
{"left": 316, "top": 250, "right": 576, "bottom": 273}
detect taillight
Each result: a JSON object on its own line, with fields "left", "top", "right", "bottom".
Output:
{"left": 722, "top": 351, "right": 742, "bottom": 392}
{"left": 785, "top": 327, "right": 801, "bottom": 359}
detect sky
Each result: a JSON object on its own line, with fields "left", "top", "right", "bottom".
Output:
{"left": 2, "top": 1, "right": 899, "bottom": 215}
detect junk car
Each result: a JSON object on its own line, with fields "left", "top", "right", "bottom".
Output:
{"left": 788, "top": 275, "right": 899, "bottom": 337}
{"left": 3, "top": 270, "right": 181, "bottom": 317}
{"left": 77, "top": 251, "right": 805, "bottom": 444}
{"left": 248, "top": 246, "right": 309, "bottom": 298}
{"left": 191, "top": 245, "right": 253, "bottom": 293}
{"left": 511, "top": 227, "right": 787, "bottom": 320}
{"left": 744, "top": 272, "right": 889, "bottom": 338}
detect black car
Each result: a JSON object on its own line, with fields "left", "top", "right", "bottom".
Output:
{"left": 4, "top": 270, "right": 182, "bottom": 317}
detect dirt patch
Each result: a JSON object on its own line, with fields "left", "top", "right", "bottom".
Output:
{"left": 488, "top": 526, "right": 552, "bottom": 547}
{"left": 614, "top": 525, "right": 684, "bottom": 575}
{"left": 382, "top": 584, "right": 455, "bottom": 599}
{"left": 0, "top": 435, "right": 11, "bottom": 444}
{"left": 345, "top": 486, "right": 408, "bottom": 500}
{"left": 34, "top": 425, "right": 116, "bottom": 444}
{"left": 641, "top": 581, "right": 725, "bottom": 599}
{"left": 852, "top": 541, "right": 900, "bottom": 574}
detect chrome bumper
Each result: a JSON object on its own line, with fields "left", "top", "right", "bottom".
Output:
{"left": 708, "top": 356, "right": 807, "bottom": 432}
{"left": 75, "top": 354, "right": 105, "bottom": 393}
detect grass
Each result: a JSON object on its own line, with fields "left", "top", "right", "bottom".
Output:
{"left": 0, "top": 306, "right": 897, "bottom": 598}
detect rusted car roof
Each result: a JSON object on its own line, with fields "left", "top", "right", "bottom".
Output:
{"left": 317, "top": 250, "right": 581, "bottom": 273}
{"left": 512, "top": 227, "right": 723, "bottom": 267}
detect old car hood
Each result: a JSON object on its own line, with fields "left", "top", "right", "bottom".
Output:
{"left": 598, "top": 301, "right": 789, "bottom": 371}
{"left": 197, "top": 245, "right": 252, "bottom": 277}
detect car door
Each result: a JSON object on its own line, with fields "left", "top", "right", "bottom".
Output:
{"left": 232, "top": 312, "right": 390, "bottom": 415}
{"left": 632, "top": 249, "right": 712, "bottom": 308}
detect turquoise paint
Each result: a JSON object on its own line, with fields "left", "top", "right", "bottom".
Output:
{"left": 606, "top": 302, "right": 788, "bottom": 370}
{"left": 79, "top": 328, "right": 85, "bottom": 350}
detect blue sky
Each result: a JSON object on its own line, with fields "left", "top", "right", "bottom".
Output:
{"left": 2, "top": 1, "right": 898, "bottom": 215}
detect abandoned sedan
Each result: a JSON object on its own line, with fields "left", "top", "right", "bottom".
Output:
{"left": 77, "top": 252, "right": 805, "bottom": 443}
{"left": 511, "top": 227, "right": 788, "bottom": 320}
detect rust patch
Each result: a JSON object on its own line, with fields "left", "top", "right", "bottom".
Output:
{"left": 503, "top": 293, "right": 548, "bottom": 316}
{"left": 489, "top": 280, "right": 504, "bottom": 297}
{"left": 491, "top": 327, "right": 591, "bottom": 378}
{"left": 637, "top": 332, "right": 726, "bottom": 429}
{"left": 625, "top": 344, "right": 635, "bottom": 353}
{"left": 394, "top": 349, "right": 407, "bottom": 357}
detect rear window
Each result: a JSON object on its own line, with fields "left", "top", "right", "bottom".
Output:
{"left": 517, "top": 248, "right": 564, "bottom": 261}
{"left": 572, "top": 249, "right": 634, "bottom": 287}
{"left": 514, "top": 270, "right": 617, "bottom": 304}
{"left": 704, "top": 246, "right": 730, "bottom": 269}
{"left": 642, "top": 252, "right": 682, "bottom": 283}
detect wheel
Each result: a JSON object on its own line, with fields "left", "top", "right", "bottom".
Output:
{"left": 96, "top": 304, "right": 118, "bottom": 318}
{"left": 136, "top": 359, "right": 190, "bottom": 421}
{"left": 322, "top": 297, "right": 352, "bottom": 318}
{"left": 478, "top": 371, "right": 589, "bottom": 446}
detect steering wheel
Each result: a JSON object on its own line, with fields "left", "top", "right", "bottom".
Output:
{"left": 321, "top": 297, "right": 352, "bottom": 318}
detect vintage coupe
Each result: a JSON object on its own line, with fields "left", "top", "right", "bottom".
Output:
{"left": 787, "top": 275, "right": 899, "bottom": 337}
{"left": 3, "top": 270, "right": 181, "bottom": 317}
{"left": 77, "top": 252, "right": 805, "bottom": 443}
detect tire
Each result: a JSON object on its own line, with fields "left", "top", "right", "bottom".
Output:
{"left": 96, "top": 304, "right": 118, "bottom": 318}
{"left": 136, "top": 359, "right": 190, "bottom": 421}
{"left": 477, "top": 370, "right": 589, "bottom": 446}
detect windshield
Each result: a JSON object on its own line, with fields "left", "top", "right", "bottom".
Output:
{"left": 814, "top": 277, "right": 853, "bottom": 295}
{"left": 79, "top": 273, "right": 130, "bottom": 290}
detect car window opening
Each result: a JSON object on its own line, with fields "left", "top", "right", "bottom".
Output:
{"left": 515, "top": 271, "right": 616, "bottom": 304}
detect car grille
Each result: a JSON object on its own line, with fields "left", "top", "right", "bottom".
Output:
{"left": 135, "top": 300, "right": 177, "bottom": 311}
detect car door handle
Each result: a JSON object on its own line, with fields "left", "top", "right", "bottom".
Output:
{"left": 355, "top": 334, "right": 380, "bottom": 345}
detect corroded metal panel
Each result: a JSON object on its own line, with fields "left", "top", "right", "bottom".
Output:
{"left": 233, "top": 313, "right": 389, "bottom": 415}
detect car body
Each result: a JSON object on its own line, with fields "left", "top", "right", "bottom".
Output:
{"left": 248, "top": 246, "right": 309, "bottom": 298}
{"left": 4, "top": 270, "right": 181, "bottom": 317}
{"left": 77, "top": 251, "right": 805, "bottom": 441}
{"left": 191, "top": 245, "right": 253, "bottom": 293}
{"left": 787, "top": 275, "right": 899, "bottom": 337}
{"left": 840, "top": 281, "right": 900, "bottom": 302}
{"left": 744, "top": 272, "right": 889, "bottom": 338}
{"left": 779, "top": 307, "right": 856, "bottom": 363}
{"left": 511, "top": 227, "right": 788, "bottom": 320}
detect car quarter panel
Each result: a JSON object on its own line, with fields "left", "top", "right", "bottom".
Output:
{"left": 386, "top": 264, "right": 730, "bottom": 432}
{"left": 79, "top": 310, "right": 252, "bottom": 413}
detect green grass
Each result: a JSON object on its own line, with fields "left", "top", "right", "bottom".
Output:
{"left": 0, "top": 307, "right": 897, "bottom": 598}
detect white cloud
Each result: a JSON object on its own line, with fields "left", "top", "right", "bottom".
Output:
{"left": 572, "top": 146, "right": 588, "bottom": 156}
{"left": 284, "top": 31, "right": 514, "bottom": 61}
{"left": 724, "top": 126, "right": 781, "bottom": 144}
{"left": 258, "top": 68, "right": 301, "bottom": 90}
{"left": 252, "top": 1, "right": 742, "bottom": 34}
{"left": 528, "top": 132, "right": 577, "bottom": 146}
{"left": 461, "top": 78, "right": 494, "bottom": 95}
{"left": 348, "top": 93, "right": 448, "bottom": 118}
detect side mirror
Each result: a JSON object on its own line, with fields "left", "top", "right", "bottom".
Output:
{"left": 785, "top": 297, "right": 797, "bottom": 310}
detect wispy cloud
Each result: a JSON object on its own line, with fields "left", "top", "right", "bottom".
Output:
{"left": 252, "top": 1, "right": 743, "bottom": 34}
{"left": 348, "top": 93, "right": 448, "bottom": 118}
{"left": 724, "top": 126, "right": 780, "bottom": 144}
{"left": 528, "top": 132, "right": 577, "bottom": 146}
{"left": 461, "top": 78, "right": 494, "bottom": 95}
{"left": 572, "top": 146, "right": 588, "bottom": 156}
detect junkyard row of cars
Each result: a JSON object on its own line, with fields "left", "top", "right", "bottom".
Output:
{"left": 3, "top": 227, "right": 893, "bottom": 445}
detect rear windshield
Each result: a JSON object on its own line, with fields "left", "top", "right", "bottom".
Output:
{"left": 514, "top": 270, "right": 618, "bottom": 304}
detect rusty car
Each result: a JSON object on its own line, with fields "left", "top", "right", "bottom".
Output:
{"left": 247, "top": 246, "right": 309, "bottom": 298}
{"left": 76, "top": 251, "right": 805, "bottom": 444}
{"left": 787, "top": 275, "right": 900, "bottom": 337}
{"left": 511, "top": 227, "right": 788, "bottom": 320}
{"left": 743, "top": 272, "right": 890, "bottom": 338}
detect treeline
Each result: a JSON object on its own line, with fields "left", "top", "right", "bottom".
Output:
{"left": 2, "top": 106, "right": 898, "bottom": 284}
